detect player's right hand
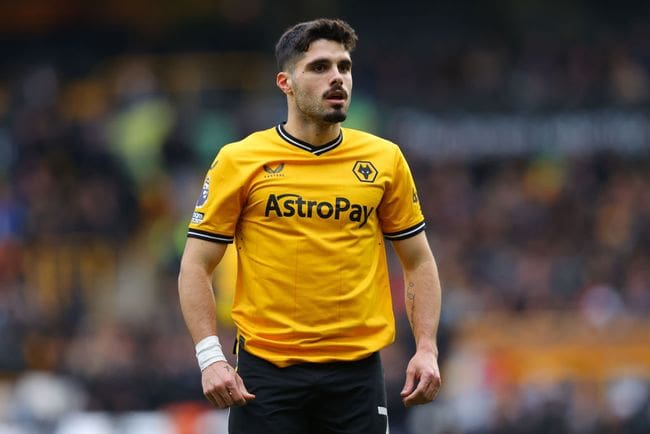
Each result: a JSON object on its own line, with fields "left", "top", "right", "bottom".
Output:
{"left": 201, "top": 361, "right": 256, "bottom": 408}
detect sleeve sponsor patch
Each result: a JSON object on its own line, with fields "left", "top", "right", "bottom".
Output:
{"left": 191, "top": 211, "right": 205, "bottom": 224}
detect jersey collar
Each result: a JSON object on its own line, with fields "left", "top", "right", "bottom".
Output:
{"left": 276, "top": 124, "right": 343, "bottom": 156}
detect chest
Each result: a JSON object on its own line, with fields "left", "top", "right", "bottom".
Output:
{"left": 243, "top": 157, "right": 386, "bottom": 229}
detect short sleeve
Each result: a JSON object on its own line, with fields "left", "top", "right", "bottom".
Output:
{"left": 377, "top": 146, "right": 426, "bottom": 240}
{"left": 187, "top": 146, "right": 246, "bottom": 243}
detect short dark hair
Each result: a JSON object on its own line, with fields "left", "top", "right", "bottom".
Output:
{"left": 275, "top": 18, "right": 358, "bottom": 71}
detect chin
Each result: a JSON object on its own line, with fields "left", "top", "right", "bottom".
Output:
{"left": 323, "top": 111, "right": 347, "bottom": 123}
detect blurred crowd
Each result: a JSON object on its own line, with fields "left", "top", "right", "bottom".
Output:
{"left": 420, "top": 153, "right": 650, "bottom": 315}
{"left": 1, "top": 1, "right": 650, "bottom": 433}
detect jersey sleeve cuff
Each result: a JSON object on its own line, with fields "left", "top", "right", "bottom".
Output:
{"left": 187, "top": 228, "right": 234, "bottom": 244}
{"left": 383, "top": 221, "right": 426, "bottom": 241}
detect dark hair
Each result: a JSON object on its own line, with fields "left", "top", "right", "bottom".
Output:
{"left": 275, "top": 18, "right": 358, "bottom": 71}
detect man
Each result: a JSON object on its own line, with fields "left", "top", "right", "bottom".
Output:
{"left": 178, "top": 18, "right": 442, "bottom": 433}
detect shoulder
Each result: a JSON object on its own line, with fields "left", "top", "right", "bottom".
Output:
{"left": 342, "top": 127, "right": 400, "bottom": 152}
{"left": 342, "top": 127, "right": 403, "bottom": 163}
{"left": 218, "top": 127, "right": 277, "bottom": 160}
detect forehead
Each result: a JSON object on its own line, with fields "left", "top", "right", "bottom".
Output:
{"left": 297, "top": 39, "right": 351, "bottom": 65}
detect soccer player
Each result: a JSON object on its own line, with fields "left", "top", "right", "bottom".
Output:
{"left": 178, "top": 18, "right": 442, "bottom": 433}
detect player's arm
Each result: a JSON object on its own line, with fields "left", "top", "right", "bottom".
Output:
{"left": 178, "top": 237, "right": 255, "bottom": 408}
{"left": 392, "top": 231, "right": 442, "bottom": 407}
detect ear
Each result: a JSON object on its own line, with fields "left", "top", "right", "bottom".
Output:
{"left": 276, "top": 71, "right": 293, "bottom": 95}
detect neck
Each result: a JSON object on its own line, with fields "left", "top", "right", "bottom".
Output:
{"left": 283, "top": 115, "right": 341, "bottom": 147}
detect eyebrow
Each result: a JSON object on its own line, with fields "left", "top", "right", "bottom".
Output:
{"left": 305, "top": 57, "right": 353, "bottom": 68}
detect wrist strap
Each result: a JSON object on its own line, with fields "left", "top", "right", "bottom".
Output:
{"left": 195, "top": 335, "right": 227, "bottom": 371}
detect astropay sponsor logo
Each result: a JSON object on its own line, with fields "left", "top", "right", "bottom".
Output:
{"left": 264, "top": 193, "right": 374, "bottom": 228}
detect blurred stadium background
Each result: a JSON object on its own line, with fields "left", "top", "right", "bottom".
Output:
{"left": 1, "top": 0, "right": 650, "bottom": 433}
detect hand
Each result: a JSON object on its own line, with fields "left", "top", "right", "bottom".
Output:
{"left": 202, "top": 361, "right": 256, "bottom": 408}
{"left": 400, "top": 350, "right": 442, "bottom": 407}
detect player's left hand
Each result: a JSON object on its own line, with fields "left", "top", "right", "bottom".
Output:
{"left": 400, "top": 349, "right": 442, "bottom": 407}
{"left": 202, "top": 360, "right": 255, "bottom": 408}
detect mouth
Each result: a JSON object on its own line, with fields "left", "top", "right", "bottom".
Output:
{"left": 324, "top": 88, "right": 348, "bottom": 104}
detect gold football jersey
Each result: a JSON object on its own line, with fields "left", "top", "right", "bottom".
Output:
{"left": 188, "top": 124, "right": 425, "bottom": 367}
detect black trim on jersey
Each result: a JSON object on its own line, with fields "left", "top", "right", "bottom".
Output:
{"left": 188, "top": 228, "right": 234, "bottom": 244}
{"left": 276, "top": 124, "right": 343, "bottom": 156}
{"left": 383, "top": 221, "right": 426, "bottom": 241}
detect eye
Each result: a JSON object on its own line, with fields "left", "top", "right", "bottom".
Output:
{"left": 339, "top": 62, "right": 352, "bottom": 73}
{"left": 312, "top": 63, "right": 328, "bottom": 73}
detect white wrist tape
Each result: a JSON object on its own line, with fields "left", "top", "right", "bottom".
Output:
{"left": 195, "top": 335, "right": 227, "bottom": 371}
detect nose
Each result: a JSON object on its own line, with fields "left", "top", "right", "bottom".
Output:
{"left": 330, "top": 67, "right": 344, "bottom": 86}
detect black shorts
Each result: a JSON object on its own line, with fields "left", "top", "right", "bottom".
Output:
{"left": 229, "top": 344, "right": 388, "bottom": 434}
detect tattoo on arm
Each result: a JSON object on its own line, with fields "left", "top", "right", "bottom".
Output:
{"left": 407, "top": 281, "right": 416, "bottom": 320}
